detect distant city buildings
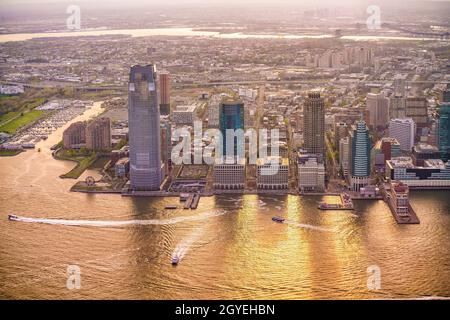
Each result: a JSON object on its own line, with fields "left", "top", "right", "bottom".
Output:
{"left": 298, "top": 152, "right": 325, "bottom": 192}
{"left": 349, "top": 121, "right": 371, "bottom": 191}
{"left": 389, "top": 95, "right": 407, "bottom": 119}
{"left": 128, "top": 65, "right": 162, "bottom": 191}
{"left": 389, "top": 118, "right": 416, "bottom": 152}
{"left": 303, "top": 92, "right": 325, "bottom": 156}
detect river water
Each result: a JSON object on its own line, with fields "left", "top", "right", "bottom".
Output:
{"left": 0, "top": 28, "right": 446, "bottom": 43}
{"left": 0, "top": 102, "right": 450, "bottom": 299}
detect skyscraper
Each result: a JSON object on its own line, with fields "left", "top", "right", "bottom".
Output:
{"left": 389, "top": 118, "right": 416, "bottom": 152}
{"left": 303, "top": 92, "right": 325, "bottom": 156}
{"left": 349, "top": 121, "right": 371, "bottom": 191}
{"left": 219, "top": 100, "right": 244, "bottom": 159}
{"left": 159, "top": 72, "right": 171, "bottom": 116}
{"left": 438, "top": 103, "right": 450, "bottom": 162}
{"left": 128, "top": 65, "right": 162, "bottom": 191}
{"left": 366, "top": 92, "right": 389, "bottom": 130}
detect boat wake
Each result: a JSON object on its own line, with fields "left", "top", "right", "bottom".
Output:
{"left": 171, "top": 227, "right": 204, "bottom": 263}
{"left": 8, "top": 211, "right": 226, "bottom": 228}
{"left": 284, "top": 220, "right": 333, "bottom": 232}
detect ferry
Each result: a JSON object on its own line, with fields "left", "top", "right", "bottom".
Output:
{"left": 171, "top": 256, "right": 179, "bottom": 265}
{"left": 272, "top": 216, "right": 285, "bottom": 223}
{"left": 8, "top": 214, "right": 19, "bottom": 221}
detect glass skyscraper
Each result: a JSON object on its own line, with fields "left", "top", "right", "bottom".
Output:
{"left": 128, "top": 65, "right": 162, "bottom": 191}
{"left": 349, "top": 121, "right": 371, "bottom": 191}
{"left": 439, "top": 103, "right": 450, "bottom": 162}
{"left": 219, "top": 100, "right": 244, "bottom": 160}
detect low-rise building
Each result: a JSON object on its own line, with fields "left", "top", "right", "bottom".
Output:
{"left": 386, "top": 157, "right": 450, "bottom": 189}
{"left": 256, "top": 157, "right": 289, "bottom": 190}
{"left": 213, "top": 157, "right": 246, "bottom": 190}
{"left": 298, "top": 152, "right": 325, "bottom": 192}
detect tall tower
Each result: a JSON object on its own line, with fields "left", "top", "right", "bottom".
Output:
{"left": 219, "top": 100, "right": 244, "bottom": 160}
{"left": 349, "top": 121, "right": 371, "bottom": 191}
{"left": 159, "top": 72, "right": 171, "bottom": 116}
{"left": 128, "top": 65, "right": 162, "bottom": 191}
{"left": 438, "top": 102, "right": 450, "bottom": 162}
{"left": 303, "top": 92, "right": 325, "bottom": 156}
{"left": 366, "top": 92, "right": 389, "bottom": 130}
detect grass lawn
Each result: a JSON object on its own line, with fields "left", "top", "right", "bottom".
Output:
{"left": 56, "top": 149, "right": 98, "bottom": 179}
{"left": 0, "top": 111, "right": 20, "bottom": 126}
{"left": 0, "top": 110, "right": 45, "bottom": 134}
{"left": 0, "top": 149, "right": 23, "bottom": 157}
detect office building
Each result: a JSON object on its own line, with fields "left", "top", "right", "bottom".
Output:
{"left": 386, "top": 157, "right": 450, "bottom": 189}
{"left": 159, "top": 72, "right": 171, "bottom": 116}
{"left": 256, "top": 157, "right": 289, "bottom": 190}
{"left": 303, "top": 92, "right": 325, "bottom": 155}
{"left": 339, "top": 137, "right": 350, "bottom": 177}
{"left": 438, "top": 103, "right": 450, "bottom": 162}
{"left": 219, "top": 100, "right": 245, "bottom": 159}
{"left": 366, "top": 92, "right": 389, "bottom": 130}
{"left": 128, "top": 65, "right": 162, "bottom": 191}
{"left": 173, "top": 105, "right": 196, "bottom": 125}
{"left": 298, "top": 152, "right": 325, "bottom": 192}
{"left": 406, "top": 97, "right": 428, "bottom": 128}
{"left": 412, "top": 143, "right": 441, "bottom": 166}
{"left": 213, "top": 157, "right": 246, "bottom": 190}
{"left": 389, "top": 95, "right": 406, "bottom": 119}
{"left": 334, "top": 122, "right": 349, "bottom": 148}
{"left": 349, "top": 121, "right": 371, "bottom": 191}
{"left": 389, "top": 118, "right": 415, "bottom": 152}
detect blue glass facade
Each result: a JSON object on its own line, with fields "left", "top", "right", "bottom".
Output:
{"left": 439, "top": 103, "right": 450, "bottom": 161}
{"left": 219, "top": 101, "right": 244, "bottom": 158}
{"left": 350, "top": 121, "right": 371, "bottom": 177}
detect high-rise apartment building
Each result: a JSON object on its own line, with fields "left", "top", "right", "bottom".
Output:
{"left": 128, "top": 65, "right": 162, "bottom": 191}
{"left": 303, "top": 92, "right": 325, "bottom": 156}
{"left": 63, "top": 121, "right": 86, "bottom": 149}
{"left": 86, "top": 117, "right": 111, "bottom": 151}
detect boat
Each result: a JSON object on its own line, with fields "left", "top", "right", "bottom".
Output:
{"left": 8, "top": 214, "right": 19, "bottom": 221}
{"left": 171, "top": 256, "right": 179, "bottom": 265}
{"left": 272, "top": 216, "right": 285, "bottom": 223}
{"left": 165, "top": 205, "right": 178, "bottom": 210}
